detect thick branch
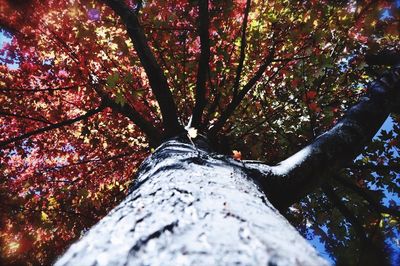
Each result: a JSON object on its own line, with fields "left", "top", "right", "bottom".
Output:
{"left": 191, "top": 0, "right": 211, "bottom": 128}
{"left": 91, "top": 82, "right": 161, "bottom": 147}
{"left": 0, "top": 105, "right": 105, "bottom": 148}
{"left": 366, "top": 51, "right": 400, "bottom": 66}
{"left": 104, "top": 97, "right": 161, "bottom": 147}
{"left": 209, "top": 49, "right": 275, "bottom": 136}
{"left": 245, "top": 67, "right": 400, "bottom": 211}
{"left": 102, "top": 0, "right": 182, "bottom": 137}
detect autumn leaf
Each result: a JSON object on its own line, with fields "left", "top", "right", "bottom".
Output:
{"left": 187, "top": 127, "right": 198, "bottom": 139}
{"left": 308, "top": 102, "right": 321, "bottom": 112}
{"left": 306, "top": 91, "right": 317, "bottom": 100}
{"left": 41, "top": 211, "right": 49, "bottom": 222}
{"left": 232, "top": 150, "right": 242, "bottom": 160}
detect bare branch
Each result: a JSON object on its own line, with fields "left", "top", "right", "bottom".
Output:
{"left": 0, "top": 105, "right": 105, "bottom": 148}
{"left": 232, "top": 0, "right": 251, "bottom": 96}
{"left": 142, "top": 25, "right": 195, "bottom": 32}
{"left": 209, "top": 49, "right": 276, "bottom": 136}
{"left": 271, "top": 55, "right": 311, "bottom": 62}
{"left": 192, "top": 0, "right": 211, "bottom": 128}
{"left": 0, "top": 111, "right": 52, "bottom": 124}
{"left": 42, "top": 150, "right": 141, "bottom": 172}
{"left": 350, "top": 163, "right": 400, "bottom": 173}
{"left": 0, "top": 84, "right": 81, "bottom": 92}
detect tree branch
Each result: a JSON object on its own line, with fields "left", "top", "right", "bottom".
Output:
{"left": 191, "top": 0, "right": 211, "bottom": 128}
{"left": 0, "top": 111, "right": 52, "bottom": 124}
{"left": 366, "top": 50, "right": 400, "bottom": 66}
{"left": 104, "top": 97, "right": 161, "bottom": 147}
{"left": 209, "top": 48, "right": 275, "bottom": 136}
{"left": 334, "top": 175, "right": 400, "bottom": 217}
{"left": 322, "top": 184, "right": 367, "bottom": 241}
{"left": 42, "top": 150, "right": 140, "bottom": 172}
{"left": 244, "top": 67, "right": 400, "bottom": 211}
{"left": 91, "top": 81, "right": 161, "bottom": 147}
{"left": 271, "top": 55, "right": 311, "bottom": 62}
{"left": 232, "top": 0, "right": 251, "bottom": 97}
{"left": 101, "top": 0, "right": 183, "bottom": 137}
{"left": 0, "top": 84, "right": 81, "bottom": 92}
{"left": 0, "top": 105, "right": 105, "bottom": 148}
{"left": 350, "top": 163, "right": 400, "bottom": 173}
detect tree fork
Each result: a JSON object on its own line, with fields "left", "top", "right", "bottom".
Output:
{"left": 244, "top": 66, "right": 400, "bottom": 211}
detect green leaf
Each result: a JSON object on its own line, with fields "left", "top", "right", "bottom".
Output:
{"left": 106, "top": 73, "right": 119, "bottom": 88}
{"left": 115, "top": 90, "right": 126, "bottom": 106}
{"left": 124, "top": 73, "right": 133, "bottom": 83}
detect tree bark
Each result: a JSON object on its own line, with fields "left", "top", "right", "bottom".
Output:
{"left": 55, "top": 137, "right": 328, "bottom": 266}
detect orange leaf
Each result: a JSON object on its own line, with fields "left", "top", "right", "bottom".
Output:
{"left": 232, "top": 150, "right": 242, "bottom": 160}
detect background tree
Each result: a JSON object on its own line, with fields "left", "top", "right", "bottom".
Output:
{"left": 0, "top": 0, "right": 399, "bottom": 265}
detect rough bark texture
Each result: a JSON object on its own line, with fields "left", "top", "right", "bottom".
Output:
{"left": 55, "top": 138, "right": 328, "bottom": 266}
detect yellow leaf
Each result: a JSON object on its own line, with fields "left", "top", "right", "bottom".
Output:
{"left": 109, "top": 43, "right": 118, "bottom": 51}
{"left": 187, "top": 127, "right": 198, "bottom": 139}
{"left": 41, "top": 211, "right": 49, "bottom": 222}
{"left": 379, "top": 219, "right": 384, "bottom": 228}
{"left": 8, "top": 241, "right": 20, "bottom": 253}
{"left": 48, "top": 197, "right": 58, "bottom": 210}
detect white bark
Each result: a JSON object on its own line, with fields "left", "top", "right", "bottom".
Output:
{"left": 55, "top": 139, "right": 329, "bottom": 266}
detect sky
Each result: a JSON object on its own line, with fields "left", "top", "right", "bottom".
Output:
{"left": 0, "top": 30, "right": 9, "bottom": 47}
{"left": 0, "top": 30, "right": 18, "bottom": 69}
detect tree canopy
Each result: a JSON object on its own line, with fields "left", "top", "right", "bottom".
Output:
{"left": 0, "top": 0, "right": 399, "bottom": 265}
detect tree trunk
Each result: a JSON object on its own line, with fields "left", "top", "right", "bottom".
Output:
{"left": 55, "top": 138, "right": 329, "bottom": 266}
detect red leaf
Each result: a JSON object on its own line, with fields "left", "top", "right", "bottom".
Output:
{"left": 306, "top": 91, "right": 317, "bottom": 100}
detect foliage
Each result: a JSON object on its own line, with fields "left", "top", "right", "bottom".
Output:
{"left": 0, "top": 0, "right": 399, "bottom": 265}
